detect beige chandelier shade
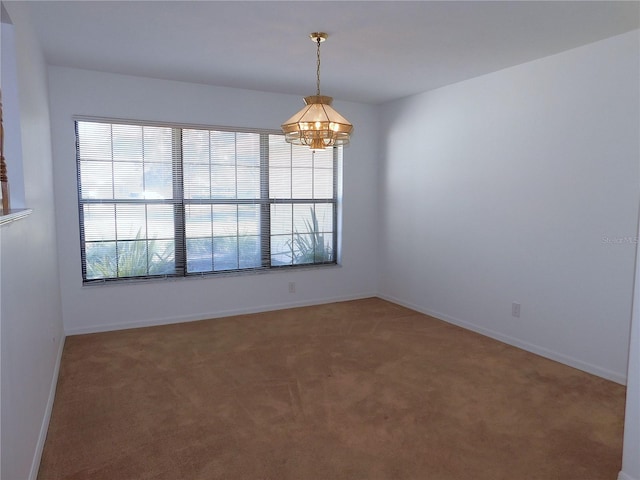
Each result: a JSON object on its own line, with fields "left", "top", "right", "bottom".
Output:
{"left": 281, "top": 95, "right": 353, "bottom": 150}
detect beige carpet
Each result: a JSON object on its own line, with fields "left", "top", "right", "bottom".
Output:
{"left": 38, "top": 298, "right": 625, "bottom": 479}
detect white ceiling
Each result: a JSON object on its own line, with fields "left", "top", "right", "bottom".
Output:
{"left": 21, "top": 1, "right": 640, "bottom": 105}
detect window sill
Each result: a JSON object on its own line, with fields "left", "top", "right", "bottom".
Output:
{"left": 0, "top": 208, "right": 33, "bottom": 226}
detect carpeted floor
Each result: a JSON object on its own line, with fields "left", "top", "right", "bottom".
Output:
{"left": 38, "top": 298, "right": 625, "bottom": 480}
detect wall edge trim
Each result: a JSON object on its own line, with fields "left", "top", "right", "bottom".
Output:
{"left": 29, "top": 335, "right": 66, "bottom": 480}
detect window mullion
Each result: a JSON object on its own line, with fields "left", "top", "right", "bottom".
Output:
{"left": 260, "top": 134, "right": 270, "bottom": 267}
{"left": 172, "top": 128, "right": 186, "bottom": 276}
{"left": 76, "top": 122, "right": 88, "bottom": 282}
{"left": 333, "top": 147, "right": 338, "bottom": 263}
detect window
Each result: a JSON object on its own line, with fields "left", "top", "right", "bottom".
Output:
{"left": 76, "top": 119, "right": 339, "bottom": 283}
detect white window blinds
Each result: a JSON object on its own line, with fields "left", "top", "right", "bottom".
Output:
{"left": 76, "top": 119, "right": 339, "bottom": 283}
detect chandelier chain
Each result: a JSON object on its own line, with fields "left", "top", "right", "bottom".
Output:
{"left": 316, "top": 36, "right": 321, "bottom": 96}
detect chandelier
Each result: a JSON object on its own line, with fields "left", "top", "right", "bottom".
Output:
{"left": 281, "top": 32, "right": 353, "bottom": 150}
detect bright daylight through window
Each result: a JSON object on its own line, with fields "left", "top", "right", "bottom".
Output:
{"left": 76, "top": 120, "right": 339, "bottom": 283}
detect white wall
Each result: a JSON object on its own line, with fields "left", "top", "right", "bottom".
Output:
{"left": 48, "top": 67, "right": 378, "bottom": 334}
{"left": 378, "top": 30, "right": 640, "bottom": 383}
{"left": 0, "top": 3, "right": 64, "bottom": 480}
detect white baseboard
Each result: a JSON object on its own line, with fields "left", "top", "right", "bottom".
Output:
{"left": 29, "top": 335, "right": 66, "bottom": 480}
{"left": 64, "top": 293, "right": 377, "bottom": 336}
{"left": 619, "top": 472, "right": 638, "bottom": 480}
{"left": 377, "top": 293, "right": 627, "bottom": 385}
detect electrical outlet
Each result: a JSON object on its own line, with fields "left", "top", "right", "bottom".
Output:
{"left": 512, "top": 302, "right": 521, "bottom": 318}
{"left": 288, "top": 281, "right": 296, "bottom": 293}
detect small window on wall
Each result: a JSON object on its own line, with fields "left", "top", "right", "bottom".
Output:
{"left": 75, "top": 119, "right": 340, "bottom": 283}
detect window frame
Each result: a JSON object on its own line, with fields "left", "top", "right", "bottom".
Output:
{"left": 75, "top": 117, "right": 339, "bottom": 284}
